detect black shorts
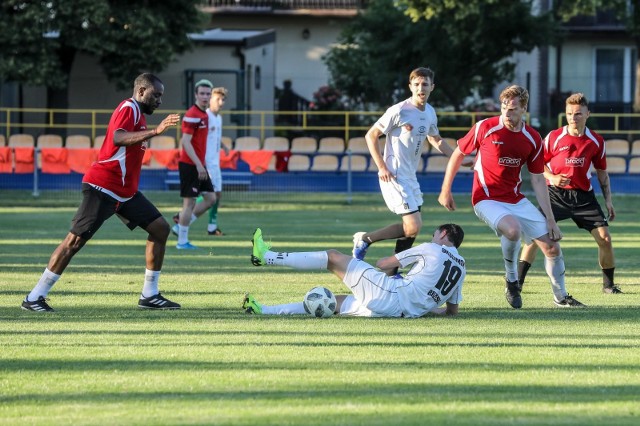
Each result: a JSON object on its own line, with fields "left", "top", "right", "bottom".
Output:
{"left": 70, "top": 184, "right": 162, "bottom": 240}
{"left": 178, "top": 161, "right": 214, "bottom": 198}
{"left": 547, "top": 186, "right": 608, "bottom": 232}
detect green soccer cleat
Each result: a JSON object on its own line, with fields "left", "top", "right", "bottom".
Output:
{"left": 242, "top": 293, "right": 263, "bottom": 314}
{"left": 251, "top": 228, "right": 270, "bottom": 266}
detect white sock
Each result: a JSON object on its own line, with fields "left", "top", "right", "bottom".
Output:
{"left": 545, "top": 252, "right": 567, "bottom": 301}
{"left": 501, "top": 236, "right": 520, "bottom": 282}
{"left": 141, "top": 269, "right": 160, "bottom": 298}
{"left": 263, "top": 250, "right": 328, "bottom": 269}
{"left": 28, "top": 268, "right": 60, "bottom": 301}
{"left": 262, "top": 302, "right": 307, "bottom": 315}
{"left": 190, "top": 213, "right": 197, "bottom": 225}
{"left": 178, "top": 225, "right": 189, "bottom": 245}
{"left": 207, "top": 224, "right": 217, "bottom": 232}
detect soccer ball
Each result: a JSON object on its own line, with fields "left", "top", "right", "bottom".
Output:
{"left": 303, "top": 286, "right": 337, "bottom": 318}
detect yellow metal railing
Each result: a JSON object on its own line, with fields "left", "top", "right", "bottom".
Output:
{"left": 557, "top": 112, "right": 640, "bottom": 135}
{"left": 2, "top": 108, "right": 638, "bottom": 144}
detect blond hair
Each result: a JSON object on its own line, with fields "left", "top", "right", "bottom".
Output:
{"left": 499, "top": 85, "right": 529, "bottom": 108}
{"left": 212, "top": 87, "right": 228, "bottom": 97}
{"left": 566, "top": 93, "right": 588, "bottom": 107}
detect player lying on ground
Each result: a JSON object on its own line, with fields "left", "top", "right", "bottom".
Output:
{"left": 244, "top": 224, "right": 466, "bottom": 318}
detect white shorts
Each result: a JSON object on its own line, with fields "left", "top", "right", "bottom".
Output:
{"left": 339, "top": 259, "right": 403, "bottom": 317}
{"left": 473, "top": 198, "right": 548, "bottom": 243}
{"left": 379, "top": 176, "right": 423, "bottom": 215}
{"left": 206, "top": 162, "right": 222, "bottom": 192}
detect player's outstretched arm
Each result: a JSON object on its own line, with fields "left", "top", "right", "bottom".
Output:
{"left": 438, "top": 148, "right": 465, "bottom": 211}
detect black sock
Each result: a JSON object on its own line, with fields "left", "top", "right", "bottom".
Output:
{"left": 602, "top": 267, "right": 615, "bottom": 287}
{"left": 517, "top": 260, "right": 531, "bottom": 286}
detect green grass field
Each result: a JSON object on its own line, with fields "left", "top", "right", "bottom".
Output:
{"left": 1, "top": 190, "right": 638, "bottom": 425}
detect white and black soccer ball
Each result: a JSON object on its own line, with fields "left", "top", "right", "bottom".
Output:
{"left": 303, "top": 286, "right": 337, "bottom": 318}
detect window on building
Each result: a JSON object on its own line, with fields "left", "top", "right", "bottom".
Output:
{"left": 594, "top": 47, "right": 636, "bottom": 104}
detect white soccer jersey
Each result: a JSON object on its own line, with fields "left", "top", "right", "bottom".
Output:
{"left": 205, "top": 110, "right": 223, "bottom": 166}
{"left": 375, "top": 98, "right": 439, "bottom": 180}
{"left": 395, "top": 242, "right": 466, "bottom": 318}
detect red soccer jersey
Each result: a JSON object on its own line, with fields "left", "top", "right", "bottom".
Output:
{"left": 179, "top": 105, "right": 208, "bottom": 165}
{"left": 543, "top": 126, "right": 607, "bottom": 192}
{"left": 458, "top": 116, "right": 544, "bottom": 205}
{"left": 83, "top": 98, "right": 149, "bottom": 199}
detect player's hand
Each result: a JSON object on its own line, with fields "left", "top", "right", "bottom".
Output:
{"left": 377, "top": 166, "right": 395, "bottom": 183}
{"left": 550, "top": 173, "right": 570, "bottom": 187}
{"left": 547, "top": 220, "right": 563, "bottom": 241}
{"left": 438, "top": 191, "right": 456, "bottom": 211}
{"left": 606, "top": 202, "right": 615, "bottom": 222}
{"left": 196, "top": 163, "right": 208, "bottom": 180}
{"left": 156, "top": 114, "right": 181, "bottom": 134}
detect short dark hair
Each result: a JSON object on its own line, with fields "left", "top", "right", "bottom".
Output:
{"left": 134, "top": 73, "right": 162, "bottom": 91}
{"left": 409, "top": 67, "right": 435, "bottom": 83}
{"left": 439, "top": 223, "right": 464, "bottom": 248}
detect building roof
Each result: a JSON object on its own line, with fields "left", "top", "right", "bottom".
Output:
{"left": 188, "top": 28, "right": 276, "bottom": 48}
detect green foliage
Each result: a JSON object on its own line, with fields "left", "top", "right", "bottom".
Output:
{"left": 1, "top": 192, "right": 639, "bottom": 424}
{"left": 325, "top": 0, "right": 555, "bottom": 109}
{"left": 0, "top": 0, "right": 205, "bottom": 90}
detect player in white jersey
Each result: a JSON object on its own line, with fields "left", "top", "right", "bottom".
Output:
{"left": 204, "top": 87, "right": 229, "bottom": 235}
{"left": 352, "top": 67, "right": 468, "bottom": 276}
{"left": 245, "top": 224, "right": 466, "bottom": 318}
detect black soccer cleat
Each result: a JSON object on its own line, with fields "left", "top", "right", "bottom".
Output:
{"left": 554, "top": 294, "right": 586, "bottom": 308}
{"left": 21, "top": 296, "right": 55, "bottom": 312}
{"left": 602, "top": 285, "right": 623, "bottom": 294}
{"left": 138, "top": 293, "right": 181, "bottom": 310}
{"left": 504, "top": 277, "right": 522, "bottom": 309}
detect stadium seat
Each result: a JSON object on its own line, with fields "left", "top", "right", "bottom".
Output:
{"left": 346, "top": 137, "right": 369, "bottom": 154}
{"left": 150, "top": 135, "right": 176, "bottom": 149}
{"left": 318, "top": 137, "right": 345, "bottom": 153}
{"left": 628, "top": 157, "right": 640, "bottom": 173}
{"left": 287, "top": 154, "right": 311, "bottom": 171}
{"left": 234, "top": 136, "right": 260, "bottom": 151}
{"left": 290, "top": 137, "right": 317, "bottom": 153}
{"left": 37, "top": 134, "right": 63, "bottom": 148}
{"left": 630, "top": 140, "right": 640, "bottom": 156}
{"left": 425, "top": 155, "right": 449, "bottom": 172}
{"left": 93, "top": 135, "right": 106, "bottom": 149}
{"left": 263, "top": 136, "right": 289, "bottom": 151}
{"left": 311, "top": 154, "right": 339, "bottom": 172}
{"left": 0, "top": 134, "right": 5, "bottom": 147}
{"left": 8, "top": 134, "right": 35, "bottom": 147}
{"left": 65, "top": 135, "right": 91, "bottom": 149}
{"left": 221, "top": 136, "right": 233, "bottom": 149}
{"left": 605, "top": 139, "right": 630, "bottom": 156}
{"left": 606, "top": 156, "right": 627, "bottom": 173}
{"left": 340, "top": 154, "right": 368, "bottom": 172}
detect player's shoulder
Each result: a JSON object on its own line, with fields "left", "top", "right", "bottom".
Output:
{"left": 585, "top": 127, "right": 605, "bottom": 144}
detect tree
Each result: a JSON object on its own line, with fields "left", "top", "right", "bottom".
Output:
{"left": 324, "top": 0, "right": 555, "bottom": 110}
{"left": 0, "top": 0, "right": 205, "bottom": 110}
{"left": 553, "top": 0, "right": 640, "bottom": 112}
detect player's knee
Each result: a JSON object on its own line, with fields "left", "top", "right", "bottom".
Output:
{"left": 502, "top": 227, "right": 520, "bottom": 241}
{"left": 403, "top": 222, "right": 421, "bottom": 238}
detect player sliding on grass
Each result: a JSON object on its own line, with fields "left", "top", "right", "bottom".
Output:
{"left": 244, "top": 224, "right": 467, "bottom": 317}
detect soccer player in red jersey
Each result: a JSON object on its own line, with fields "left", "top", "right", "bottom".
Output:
{"left": 438, "top": 85, "right": 585, "bottom": 309}
{"left": 22, "top": 73, "right": 182, "bottom": 312}
{"left": 518, "top": 93, "right": 623, "bottom": 294}
{"left": 172, "top": 79, "right": 216, "bottom": 250}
